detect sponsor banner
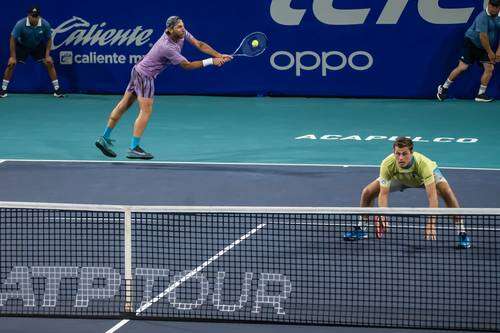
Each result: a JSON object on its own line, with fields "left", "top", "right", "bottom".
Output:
{"left": 0, "top": 1, "right": 497, "bottom": 97}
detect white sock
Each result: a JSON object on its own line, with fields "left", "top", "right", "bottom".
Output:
{"left": 443, "top": 79, "right": 453, "bottom": 89}
{"left": 52, "top": 80, "right": 59, "bottom": 90}
{"left": 478, "top": 85, "right": 487, "bottom": 95}
{"left": 2, "top": 79, "right": 9, "bottom": 90}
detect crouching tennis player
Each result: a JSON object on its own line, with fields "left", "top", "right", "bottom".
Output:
{"left": 344, "top": 137, "right": 471, "bottom": 249}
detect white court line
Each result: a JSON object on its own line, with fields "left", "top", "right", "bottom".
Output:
{"left": 0, "top": 160, "right": 5, "bottom": 164}
{"left": 104, "top": 222, "right": 267, "bottom": 333}
{"left": 2, "top": 158, "right": 500, "bottom": 171}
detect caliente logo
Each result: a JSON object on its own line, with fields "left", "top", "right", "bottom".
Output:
{"left": 51, "top": 16, "right": 154, "bottom": 50}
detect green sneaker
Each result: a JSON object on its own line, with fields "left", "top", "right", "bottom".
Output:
{"left": 95, "top": 136, "right": 117, "bottom": 158}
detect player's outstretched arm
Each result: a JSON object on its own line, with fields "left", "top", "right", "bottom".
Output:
{"left": 479, "top": 32, "right": 496, "bottom": 63}
{"left": 179, "top": 58, "right": 225, "bottom": 70}
{"left": 425, "top": 182, "right": 439, "bottom": 208}
{"left": 377, "top": 186, "right": 389, "bottom": 208}
{"left": 188, "top": 36, "right": 232, "bottom": 62}
{"left": 424, "top": 182, "right": 438, "bottom": 240}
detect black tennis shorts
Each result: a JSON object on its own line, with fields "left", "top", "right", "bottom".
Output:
{"left": 460, "top": 37, "right": 489, "bottom": 65}
{"left": 15, "top": 41, "right": 46, "bottom": 63}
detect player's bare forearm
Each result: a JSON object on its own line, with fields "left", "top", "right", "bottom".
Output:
{"left": 377, "top": 190, "right": 389, "bottom": 208}
{"left": 425, "top": 183, "right": 439, "bottom": 208}
{"left": 9, "top": 36, "right": 16, "bottom": 58}
{"left": 180, "top": 58, "right": 225, "bottom": 71}
{"left": 45, "top": 39, "right": 52, "bottom": 58}
{"left": 424, "top": 183, "right": 438, "bottom": 240}
{"left": 479, "top": 33, "right": 494, "bottom": 57}
{"left": 180, "top": 60, "right": 204, "bottom": 70}
{"left": 196, "top": 40, "right": 221, "bottom": 58}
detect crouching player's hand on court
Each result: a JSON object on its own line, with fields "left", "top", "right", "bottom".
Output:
{"left": 374, "top": 215, "right": 389, "bottom": 239}
{"left": 424, "top": 217, "right": 437, "bottom": 240}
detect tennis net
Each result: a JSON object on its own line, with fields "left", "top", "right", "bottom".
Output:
{"left": 0, "top": 202, "right": 499, "bottom": 330}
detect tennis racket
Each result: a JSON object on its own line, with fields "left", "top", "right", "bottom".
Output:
{"left": 231, "top": 32, "right": 268, "bottom": 57}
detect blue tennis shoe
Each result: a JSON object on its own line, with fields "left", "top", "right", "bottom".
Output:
{"left": 95, "top": 136, "right": 117, "bottom": 158}
{"left": 458, "top": 232, "right": 471, "bottom": 249}
{"left": 343, "top": 227, "right": 368, "bottom": 241}
{"left": 127, "top": 146, "right": 154, "bottom": 160}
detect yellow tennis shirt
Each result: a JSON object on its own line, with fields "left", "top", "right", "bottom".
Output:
{"left": 379, "top": 152, "right": 438, "bottom": 188}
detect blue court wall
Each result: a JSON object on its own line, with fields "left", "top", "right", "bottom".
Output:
{"left": 1, "top": 0, "right": 498, "bottom": 98}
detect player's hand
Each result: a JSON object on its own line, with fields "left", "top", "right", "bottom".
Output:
{"left": 8, "top": 57, "right": 16, "bottom": 66}
{"left": 374, "top": 215, "right": 389, "bottom": 239}
{"left": 221, "top": 54, "right": 233, "bottom": 62}
{"left": 496, "top": 54, "right": 500, "bottom": 63}
{"left": 424, "top": 218, "right": 436, "bottom": 240}
{"left": 488, "top": 52, "right": 496, "bottom": 64}
{"left": 213, "top": 57, "right": 225, "bottom": 67}
{"left": 44, "top": 56, "right": 54, "bottom": 65}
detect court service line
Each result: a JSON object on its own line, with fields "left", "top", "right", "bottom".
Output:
{"left": 3, "top": 158, "right": 500, "bottom": 171}
{"left": 104, "top": 222, "right": 267, "bottom": 333}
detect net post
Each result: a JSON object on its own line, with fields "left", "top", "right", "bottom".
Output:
{"left": 123, "top": 207, "right": 133, "bottom": 313}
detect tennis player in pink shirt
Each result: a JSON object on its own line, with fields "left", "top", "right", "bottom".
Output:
{"left": 96, "top": 16, "right": 232, "bottom": 159}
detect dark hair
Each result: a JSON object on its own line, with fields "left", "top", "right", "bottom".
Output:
{"left": 490, "top": 0, "right": 500, "bottom": 7}
{"left": 393, "top": 137, "right": 413, "bottom": 151}
{"left": 166, "top": 16, "right": 182, "bottom": 30}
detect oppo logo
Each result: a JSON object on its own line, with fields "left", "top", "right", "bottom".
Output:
{"left": 271, "top": 50, "right": 373, "bottom": 76}
{"left": 270, "top": 0, "right": 483, "bottom": 26}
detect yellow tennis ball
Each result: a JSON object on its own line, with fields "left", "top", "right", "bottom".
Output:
{"left": 251, "top": 39, "right": 259, "bottom": 48}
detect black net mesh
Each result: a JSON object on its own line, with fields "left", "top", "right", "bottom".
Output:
{"left": 0, "top": 207, "right": 499, "bottom": 330}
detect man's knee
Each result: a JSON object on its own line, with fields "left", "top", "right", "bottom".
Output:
{"left": 484, "top": 64, "right": 494, "bottom": 75}
{"left": 138, "top": 99, "right": 154, "bottom": 112}
{"left": 6, "top": 62, "right": 16, "bottom": 70}
{"left": 457, "top": 62, "right": 469, "bottom": 72}
{"left": 109, "top": 114, "right": 121, "bottom": 123}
